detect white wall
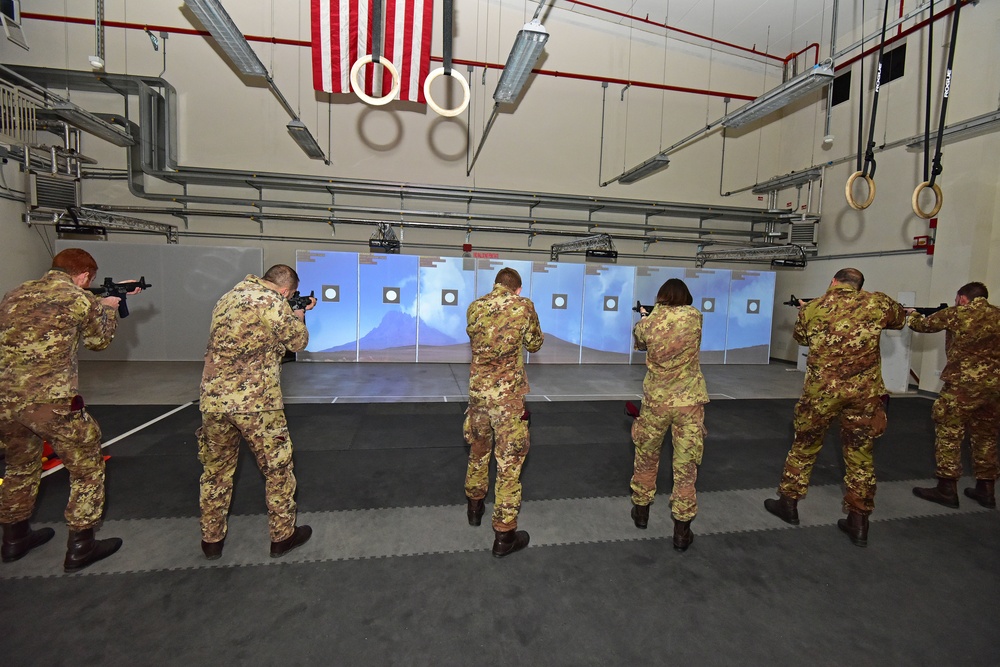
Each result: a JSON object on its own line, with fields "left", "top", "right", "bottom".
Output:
{"left": 1, "top": 0, "right": 998, "bottom": 387}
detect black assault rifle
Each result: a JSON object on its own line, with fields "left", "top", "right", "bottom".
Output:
{"left": 287, "top": 290, "right": 315, "bottom": 311}
{"left": 87, "top": 277, "right": 151, "bottom": 318}
{"left": 783, "top": 294, "right": 947, "bottom": 315}
{"left": 632, "top": 300, "right": 655, "bottom": 317}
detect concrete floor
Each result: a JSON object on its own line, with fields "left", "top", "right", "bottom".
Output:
{"left": 79, "top": 359, "right": 814, "bottom": 405}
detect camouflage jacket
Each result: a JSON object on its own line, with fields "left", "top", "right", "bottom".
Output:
{"left": 633, "top": 304, "right": 708, "bottom": 408}
{"left": 466, "top": 283, "right": 544, "bottom": 401}
{"left": 795, "top": 283, "right": 906, "bottom": 396}
{"left": 200, "top": 275, "right": 308, "bottom": 413}
{"left": 908, "top": 296, "right": 1000, "bottom": 388}
{"left": 0, "top": 269, "right": 117, "bottom": 404}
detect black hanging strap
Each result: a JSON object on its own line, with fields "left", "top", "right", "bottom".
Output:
{"left": 922, "top": 0, "right": 935, "bottom": 182}
{"left": 928, "top": 0, "right": 964, "bottom": 188}
{"left": 859, "top": 0, "right": 892, "bottom": 179}
{"left": 443, "top": 0, "right": 454, "bottom": 75}
{"left": 371, "top": 0, "right": 383, "bottom": 65}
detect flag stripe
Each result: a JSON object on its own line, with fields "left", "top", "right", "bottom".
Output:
{"left": 311, "top": 0, "right": 432, "bottom": 103}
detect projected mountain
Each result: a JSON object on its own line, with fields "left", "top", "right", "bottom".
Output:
{"left": 321, "top": 310, "right": 461, "bottom": 352}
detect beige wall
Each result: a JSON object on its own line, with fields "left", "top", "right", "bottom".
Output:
{"left": 2, "top": 0, "right": 998, "bottom": 386}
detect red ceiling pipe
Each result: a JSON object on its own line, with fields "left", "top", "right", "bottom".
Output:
{"left": 22, "top": 11, "right": 756, "bottom": 102}
{"left": 784, "top": 43, "right": 821, "bottom": 67}
{"left": 833, "top": 0, "right": 965, "bottom": 72}
{"left": 566, "top": 0, "right": 786, "bottom": 63}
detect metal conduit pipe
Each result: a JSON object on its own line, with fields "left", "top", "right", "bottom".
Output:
{"left": 81, "top": 207, "right": 762, "bottom": 248}
{"left": 91, "top": 199, "right": 774, "bottom": 239}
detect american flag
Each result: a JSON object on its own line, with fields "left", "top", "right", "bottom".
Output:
{"left": 311, "top": 0, "right": 433, "bottom": 104}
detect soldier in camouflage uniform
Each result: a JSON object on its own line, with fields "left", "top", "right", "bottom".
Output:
{"left": 198, "top": 265, "right": 315, "bottom": 560}
{"left": 908, "top": 282, "right": 1000, "bottom": 509}
{"left": 764, "top": 268, "right": 906, "bottom": 547}
{"left": 464, "top": 268, "right": 543, "bottom": 558}
{"left": 629, "top": 278, "right": 708, "bottom": 552}
{"left": 0, "top": 249, "right": 133, "bottom": 572}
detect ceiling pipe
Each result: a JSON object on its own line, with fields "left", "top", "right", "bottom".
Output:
{"left": 19, "top": 11, "right": 757, "bottom": 103}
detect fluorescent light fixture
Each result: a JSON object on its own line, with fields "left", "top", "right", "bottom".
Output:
{"left": 50, "top": 103, "right": 135, "bottom": 147}
{"left": 696, "top": 244, "right": 806, "bottom": 267}
{"left": 184, "top": 0, "right": 267, "bottom": 78}
{"left": 905, "top": 110, "right": 1000, "bottom": 150}
{"left": 286, "top": 119, "right": 326, "bottom": 160}
{"left": 619, "top": 154, "right": 670, "bottom": 184}
{"left": 493, "top": 19, "right": 549, "bottom": 104}
{"left": 751, "top": 167, "right": 823, "bottom": 194}
{"left": 722, "top": 60, "right": 835, "bottom": 129}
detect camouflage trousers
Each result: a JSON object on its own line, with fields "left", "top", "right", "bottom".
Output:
{"left": 778, "top": 391, "right": 887, "bottom": 515}
{"left": 630, "top": 404, "right": 705, "bottom": 521}
{"left": 198, "top": 410, "right": 297, "bottom": 543}
{"left": 930, "top": 383, "right": 1000, "bottom": 481}
{"left": 464, "top": 397, "right": 530, "bottom": 532}
{"left": 0, "top": 401, "right": 106, "bottom": 530}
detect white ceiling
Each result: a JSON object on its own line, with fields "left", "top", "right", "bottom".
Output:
{"left": 554, "top": 0, "right": 896, "bottom": 65}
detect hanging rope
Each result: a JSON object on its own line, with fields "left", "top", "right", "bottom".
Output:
{"left": 350, "top": 0, "right": 401, "bottom": 106}
{"left": 424, "top": 0, "right": 471, "bottom": 117}
{"left": 912, "top": 0, "right": 963, "bottom": 219}
{"left": 846, "top": 0, "right": 891, "bottom": 210}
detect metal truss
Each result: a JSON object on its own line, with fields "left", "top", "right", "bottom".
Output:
{"left": 26, "top": 207, "right": 179, "bottom": 243}
{"left": 550, "top": 233, "right": 616, "bottom": 261}
{"left": 695, "top": 243, "right": 806, "bottom": 268}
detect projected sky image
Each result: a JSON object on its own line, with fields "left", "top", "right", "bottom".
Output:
{"left": 296, "top": 250, "right": 775, "bottom": 364}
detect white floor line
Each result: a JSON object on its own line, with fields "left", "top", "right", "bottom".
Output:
{"left": 3, "top": 478, "right": 992, "bottom": 579}
{"left": 41, "top": 401, "right": 196, "bottom": 478}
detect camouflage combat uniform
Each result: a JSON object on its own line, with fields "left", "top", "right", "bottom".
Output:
{"left": 199, "top": 275, "right": 308, "bottom": 544}
{"left": 464, "top": 283, "right": 544, "bottom": 532}
{"left": 778, "top": 283, "right": 906, "bottom": 515}
{"left": 0, "top": 269, "right": 118, "bottom": 530}
{"left": 630, "top": 305, "right": 708, "bottom": 521}
{"left": 908, "top": 297, "right": 1000, "bottom": 481}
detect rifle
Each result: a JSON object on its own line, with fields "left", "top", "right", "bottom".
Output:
{"left": 287, "top": 290, "right": 315, "bottom": 311}
{"left": 782, "top": 294, "right": 814, "bottom": 307}
{"left": 632, "top": 300, "right": 655, "bottom": 317}
{"left": 912, "top": 303, "right": 948, "bottom": 316}
{"left": 784, "top": 294, "right": 947, "bottom": 316}
{"left": 87, "top": 277, "right": 151, "bottom": 318}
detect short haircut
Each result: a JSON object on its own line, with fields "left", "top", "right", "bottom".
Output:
{"left": 495, "top": 267, "right": 522, "bottom": 292}
{"left": 833, "top": 267, "right": 864, "bottom": 290}
{"left": 263, "top": 264, "right": 300, "bottom": 290}
{"left": 51, "top": 248, "right": 98, "bottom": 280}
{"left": 656, "top": 278, "right": 693, "bottom": 307}
{"left": 958, "top": 282, "right": 988, "bottom": 301}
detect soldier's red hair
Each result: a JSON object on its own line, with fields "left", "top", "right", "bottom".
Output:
{"left": 51, "top": 248, "right": 98, "bottom": 280}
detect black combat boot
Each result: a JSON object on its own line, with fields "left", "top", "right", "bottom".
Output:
{"left": 764, "top": 494, "right": 800, "bottom": 525}
{"left": 491, "top": 529, "right": 529, "bottom": 558}
{"left": 837, "top": 511, "right": 869, "bottom": 547}
{"left": 672, "top": 519, "right": 694, "bottom": 552}
{"left": 270, "top": 525, "right": 312, "bottom": 558}
{"left": 964, "top": 479, "right": 996, "bottom": 509}
{"left": 631, "top": 503, "right": 650, "bottom": 529}
{"left": 1, "top": 521, "right": 56, "bottom": 563}
{"left": 64, "top": 528, "right": 122, "bottom": 572}
{"left": 912, "top": 477, "right": 960, "bottom": 508}
{"left": 467, "top": 497, "right": 485, "bottom": 526}
{"left": 201, "top": 538, "right": 225, "bottom": 560}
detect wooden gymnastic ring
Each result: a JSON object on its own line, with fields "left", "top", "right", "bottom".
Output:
{"left": 423, "top": 67, "right": 470, "bottom": 117}
{"left": 349, "top": 55, "right": 401, "bottom": 106}
{"left": 845, "top": 171, "right": 876, "bottom": 210}
{"left": 911, "top": 181, "right": 943, "bottom": 219}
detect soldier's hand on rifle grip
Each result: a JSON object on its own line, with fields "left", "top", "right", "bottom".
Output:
{"left": 100, "top": 296, "right": 121, "bottom": 310}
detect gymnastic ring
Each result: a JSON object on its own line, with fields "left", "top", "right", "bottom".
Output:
{"left": 422, "top": 67, "right": 471, "bottom": 118}
{"left": 349, "top": 54, "right": 401, "bottom": 107}
{"left": 911, "top": 181, "right": 943, "bottom": 219}
{"left": 845, "top": 171, "right": 876, "bottom": 210}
